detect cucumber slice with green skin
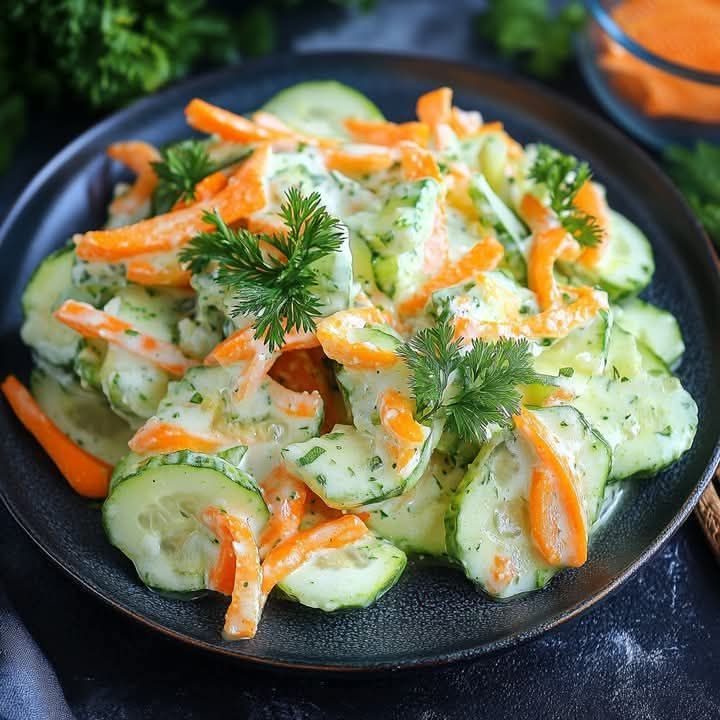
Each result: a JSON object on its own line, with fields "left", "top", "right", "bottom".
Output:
{"left": 71, "top": 258, "right": 126, "bottom": 307}
{"left": 534, "top": 311, "right": 611, "bottom": 381}
{"left": 572, "top": 374, "right": 698, "bottom": 481}
{"left": 561, "top": 210, "right": 654, "bottom": 301}
{"left": 74, "top": 339, "right": 106, "bottom": 392}
{"left": 614, "top": 298, "right": 685, "bottom": 368}
{"left": 367, "top": 453, "right": 464, "bottom": 556}
{"left": 30, "top": 365, "right": 133, "bottom": 465}
{"left": 261, "top": 81, "right": 384, "bottom": 139}
{"left": 636, "top": 340, "right": 671, "bottom": 377}
{"left": 21, "top": 246, "right": 92, "bottom": 366}
{"left": 282, "top": 422, "right": 440, "bottom": 509}
{"left": 277, "top": 536, "right": 406, "bottom": 611}
{"left": 445, "top": 405, "right": 611, "bottom": 598}
{"left": 604, "top": 322, "right": 644, "bottom": 380}
{"left": 103, "top": 451, "right": 267, "bottom": 592}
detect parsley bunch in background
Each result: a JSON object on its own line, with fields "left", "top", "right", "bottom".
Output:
{"left": 0, "top": 0, "right": 372, "bottom": 174}
{"left": 476, "top": 0, "right": 586, "bottom": 79}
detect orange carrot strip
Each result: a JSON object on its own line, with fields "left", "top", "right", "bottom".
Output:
{"left": 344, "top": 118, "right": 430, "bottom": 148}
{"left": 267, "top": 380, "right": 323, "bottom": 419}
{"left": 487, "top": 554, "right": 517, "bottom": 595}
{"left": 222, "top": 514, "right": 262, "bottom": 640}
{"left": 454, "top": 286, "right": 608, "bottom": 342}
{"left": 54, "top": 300, "right": 197, "bottom": 377}
{"left": 107, "top": 141, "right": 161, "bottom": 216}
{"left": 1, "top": 375, "right": 111, "bottom": 499}
{"left": 514, "top": 408, "right": 587, "bottom": 567}
{"left": 520, "top": 193, "right": 557, "bottom": 234}
{"left": 129, "top": 418, "right": 229, "bottom": 454}
{"left": 261, "top": 515, "right": 368, "bottom": 596}
{"left": 74, "top": 145, "right": 270, "bottom": 262}
{"left": 316, "top": 307, "right": 399, "bottom": 370}
{"left": 528, "top": 226, "right": 579, "bottom": 311}
{"left": 269, "top": 348, "right": 347, "bottom": 434}
{"left": 324, "top": 147, "right": 395, "bottom": 175}
{"left": 186, "top": 99, "right": 288, "bottom": 143}
{"left": 378, "top": 389, "right": 426, "bottom": 447}
{"left": 574, "top": 181, "right": 610, "bottom": 268}
{"left": 202, "top": 506, "right": 237, "bottom": 595}
{"left": 205, "top": 326, "right": 319, "bottom": 367}
{"left": 258, "top": 466, "right": 308, "bottom": 559}
{"left": 397, "top": 236, "right": 504, "bottom": 316}
{"left": 126, "top": 258, "right": 192, "bottom": 288}
{"left": 416, "top": 87, "right": 453, "bottom": 128}
{"left": 449, "top": 107, "right": 483, "bottom": 138}
{"left": 171, "top": 170, "right": 229, "bottom": 211}
{"left": 399, "top": 141, "right": 441, "bottom": 182}
{"left": 423, "top": 198, "right": 449, "bottom": 277}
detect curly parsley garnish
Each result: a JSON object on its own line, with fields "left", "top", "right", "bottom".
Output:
{"left": 398, "top": 319, "right": 543, "bottom": 442}
{"left": 180, "top": 187, "right": 345, "bottom": 352}
{"left": 529, "top": 144, "right": 602, "bottom": 247}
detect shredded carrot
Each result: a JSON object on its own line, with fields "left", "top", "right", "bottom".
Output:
{"left": 528, "top": 227, "right": 579, "bottom": 311}
{"left": 267, "top": 380, "right": 323, "bottom": 419}
{"left": 487, "top": 554, "right": 517, "bottom": 595}
{"left": 171, "top": 170, "right": 229, "bottom": 211}
{"left": 574, "top": 181, "right": 610, "bottom": 269}
{"left": 54, "top": 300, "right": 197, "bottom": 377}
{"left": 202, "top": 506, "right": 237, "bottom": 595}
{"left": 398, "top": 236, "right": 504, "bottom": 316}
{"left": 261, "top": 515, "right": 369, "bottom": 596}
{"left": 324, "top": 147, "right": 395, "bottom": 175}
{"left": 129, "top": 418, "right": 229, "bottom": 455}
{"left": 316, "top": 307, "right": 399, "bottom": 370}
{"left": 399, "top": 141, "right": 441, "bottom": 182}
{"left": 344, "top": 118, "right": 430, "bottom": 148}
{"left": 416, "top": 87, "right": 453, "bottom": 147}
{"left": 422, "top": 197, "right": 449, "bottom": 277}
{"left": 204, "top": 326, "right": 319, "bottom": 367}
{"left": 258, "top": 466, "right": 308, "bottom": 559}
{"left": 449, "top": 107, "right": 483, "bottom": 138}
{"left": 74, "top": 146, "right": 270, "bottom": 262}
{"left": 221, "top": 513, "right": 262, "bottom": 640}
{"left": 454, "top": 286, "right": 608, "bottom": 342}
{"left": 269, "top": 348, "right": 347, "bottom": 433}
{"left": 514, "top": 408, "right": 588, "bottom": 567}
{"left": 1, "top": 375, "right": 111, "bottom": 499}
{"left": 107, "top": 141, "right": 161, "bottom": 217}
{"left": 126, "top": 256, "right": 192, "bottom": 288}
{"left": 520, "top": 193, "right": 556, "bottom": 234}
{"left": 378, "top": 389, "right": 426, "bottom": 447}
{"left": 599, "top": 0, "right": 720, "bottom": 123}
{"left": 186, "top": 99, "right": 290, "bottom": 144}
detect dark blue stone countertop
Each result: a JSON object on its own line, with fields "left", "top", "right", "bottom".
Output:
{"left": 1, "top": 2, "right": 718, "bottom": 717}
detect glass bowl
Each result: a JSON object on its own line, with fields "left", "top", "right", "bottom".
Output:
{"left": 577, "top": 0, "right": 720, "bottom": 149}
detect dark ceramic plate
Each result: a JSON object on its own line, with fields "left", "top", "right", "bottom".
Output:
{"left": 1, "top": 53, "right": 719, "bottom": 671}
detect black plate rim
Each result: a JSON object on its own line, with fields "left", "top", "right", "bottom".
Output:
{"left": 1, "top": 50, "right": 719, "bottom": 672}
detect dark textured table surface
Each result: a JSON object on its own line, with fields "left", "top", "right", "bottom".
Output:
{"left": 1, "top": 2, "right": 719, "bottom": 718}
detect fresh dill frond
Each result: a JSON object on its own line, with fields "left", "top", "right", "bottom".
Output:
{"left": 398, "top": 319, "right": 543, "bottom": 442}
{"left": 152, "top": 140, "right": 214, "bottom": 213}
{"left": 396, "top": 320, "right": 463, "bottom": 423}
{"left": 180, "top": 187, "right": 345, "bottom": 352}
{"left": 529, "top": 144, "right": 602, "bottom": 247}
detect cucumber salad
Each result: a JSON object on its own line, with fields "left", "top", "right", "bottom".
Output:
{"left": 3, "top": 81, "right": 698, "bottom": 640}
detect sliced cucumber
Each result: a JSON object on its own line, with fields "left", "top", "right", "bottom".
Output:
{"left": 445, "top": 405, "right": 611, "bottom": 598}
{"left": 282, "top": 422, "right": 439, "bottom": 509}
{"left": 71, "top": 258, "right": 126, "bottom": 306}
{"left": 367, "top": 453, "right": 464, "bottom": 556}
{"left": 30, "top": 365, "right": 132, "bottom": 465}
{"left": 74, "top": 340, "right": 106, "bottom": 391}
{"left": 277, "top": 536, "right": 406, "bottom": 611}
{"left": 604, "top": 322, "right": 644, "bottom": 380}
{"left": 614, "top": 297, "right": 685, "bottom": 368}
{"left": 103, "top": 451, "right": 268, "bottom": 592}
{"left": 261, "top": 81, "right": 384, "bottom": 139}
{"left": 534, "top": 311, "right": 611, "bottom": 380}
{"left": 561, "top": 210, "right": 654, "bottom": 301}
{"left": 21, "top": 246, "right": 91, "bottom": 366}
{"left": 572, "top": 374, "right": 698, "bottom": 481}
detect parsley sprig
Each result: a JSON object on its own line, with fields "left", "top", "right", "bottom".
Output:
{"left": 152, "top": 141, "right": 214, "bottom": 213}
{"left": 398, "top": 319, "right": 543, "bottom": 443}
{"left": 180, "top": 188, "right": 345, "bottom": 352}
{"left": 529, "top": 144, "right": 602, "bottom": 247}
